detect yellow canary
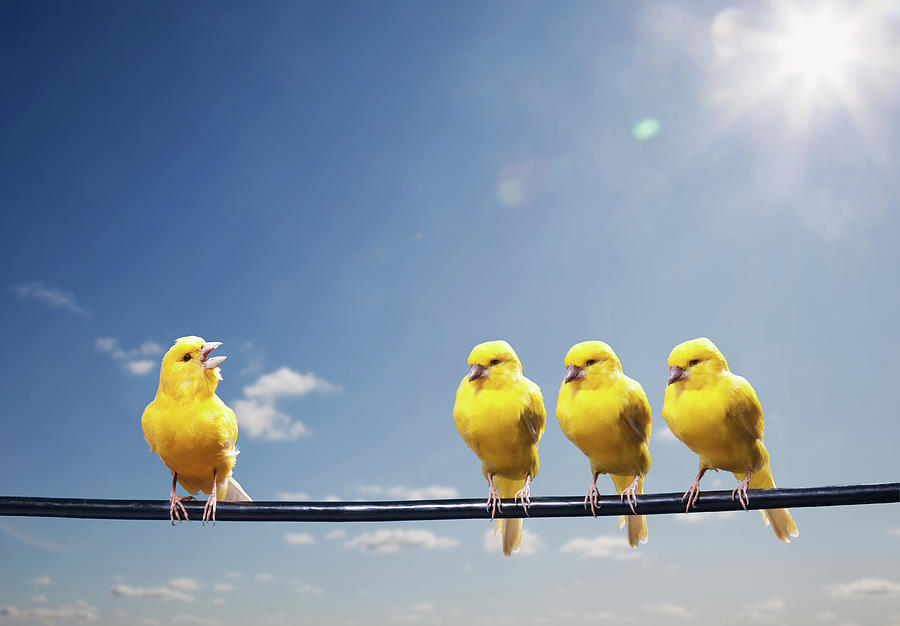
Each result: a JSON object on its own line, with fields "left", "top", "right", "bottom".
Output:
{"left": 556, "top": 341, "right": 651, "bottom": 547}
{"left": 453, "top": 340, "right": 546, "bottom": 556}
{"left": 662, "top": 338, "right": 798, "bottom": 542}
{"left": 141, "top": 336, "right": 251, "bottom": 524}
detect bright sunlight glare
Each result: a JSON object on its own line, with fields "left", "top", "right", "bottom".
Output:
{"left": 776, "top": 10, "right": 857, "bottom": 83}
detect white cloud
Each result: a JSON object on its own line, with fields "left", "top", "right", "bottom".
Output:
{"left": 297, "top": 584, "right": 324, "bottom": 595}
{"left": 482, "top": 528, "right": 543, "bottom": 556}
{"left": 344, "top": 529, "right": 460, "bottom": 553}
{"left": 675, "top": 510, "right": 738, "bottom": 524}
{"left": 255, "top": 573, "right": 274, "bottom": 582}
{"left": 284, "top": 532, "right": 316, "bottom": 546}
{"left": 815, "top": 611, "right": 837, "bottom": 620}
{"left": 243, "top": 367, "right": 338, "bottom": 399}
{"left": 29, "top": 576, "right": 52, "bottom": 586}
{"left": 232, "top": 398, "right": 307, "bottom": 441}
{"left": 213, "top": 583, "right": 234, "bottom": 593}
{"left": 140, "top": 619, "right": 161, "bottom": 626}
{"left": 359, "top": 485, "right": 460, "bottom": 500}
{"left": 167, "top": 578, "right": 202, "bottom": 592}
{"left": 211, "top": 598, "right": 225, "bottom": 606}
{"left": 232, "top": 367, "right": 338, "bottom": 440}
{"left": 173, "top": 616, "right": 221, "bottom": 626}
{"left": 326, "top": 529, "right": 347, "bottom": 540}
{"left": 14, "top": 282, "right": 88, "bottom": 316}
{"left": 276, "top": 491, "right": 311, "bottom": 501}
{"left": 390, "top": 603, "right": 434, "bottom": 623}
{"left": 654, "top": 425, "right": 678, "bottom": 442}
{"left": 559, "top": 535, "right": 640, "bottom": 560}
{"left": 95, "top": 337, "right": 163, "bottom": 376}
{"left": 29, "top": 596, "right": 47, "bottom": 604}
{"left": 324, "top": 494, "right": 341, "bottom": 502}
{"left": 650, "top": 604, "right": 692, "bottom": 619}
{"left": 887, "top": 528, "right": 900, "bottom": 537}
{"left": 828, "top": 578, "right": 900, "bottom": 598}
{"left": 0, "top": 601, "right": 98, "bottom": 622}
{"left": 739, "top": 597, "right": 785, "bottom": 621}
{"left": 109, "top": 585, "right": 192, "bottom": 602}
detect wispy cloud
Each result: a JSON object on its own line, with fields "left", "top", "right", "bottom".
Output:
{"left": 276, "top": 491, "right": 311, "bottom": 500}
{"left": 654, "top": 425, "right": 678, "bottom": 442}
{"left": 166, "top": 578, "right": 202, "bottom": 592}
{"left": 738, "top": 597, "right": 785, "bottom": 621}
{"left": 828, "top": 578, "right": 900, "bottom": 598}
{"left": 358, "top": 485, "right": 460, "bottom": 500}
{"left": 29, "top": 596, "right": 47, "bottom": 605}
{"left": 887, "top": 528, "right": 900, "bottom": 537}
{"left": 344, "top": 529, "right": 459, "bottom": 553}
{"left": 390, "top": 602, "right": 435, "bottom": 623}
{"left": 255, "top": 573, "right": 274, "bottom": 582}
{"left": 675, "top": 510, "right": 739, "bottom": 524}
{"left": 173, "top": 616, "right": 221, "bottom": 626}
{"left": 233, "top": 367, "right": 338, "bottom": 441}
{"left": 650, "top": 603, "right": 693, "bottom": 619}
{"left": 297, "top": 584, "right": 324, "bottom": 595}
{"left": 559, "top": 535, "right": 639, "bottom": 560}
{"left": 482, "top": 528, "right": 543, "bottom": 556}
{"left": 95, "top": 337, "right": 163, "bottom": 376}
{"left": 14, "top": 282, "right": 89, "bottom": 316}
{"left": 0, "top": 601, "right": 98, "bottom": 622}
{"left": 110, "top": 584, "right": 192, "bottom": 602}
{"left": 326, "top": 529, "right": 346, "bottom": 540}
{"left": 0, "top": 521, "right": 66, "bottom": 552}
{"left": 244, "top": 367, "right": 339, "bottom": 398}
{"left": 29, "top": 576, "right": 52, "bottom": 586}
{"left": 284, "top": 532, "right": 316, "bottom": 546}
{"left": 212, "top": 583, "right": 234, "bottom": 593}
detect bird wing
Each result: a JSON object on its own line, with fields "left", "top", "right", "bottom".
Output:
{"left": 725, "top": 375, "right": 765, "bottom": 442}
{"left": 520, "top": 379, "right": 546, "bottom": 445}
{"left": 622, "top": 380, "right": 652, "bottom": 444}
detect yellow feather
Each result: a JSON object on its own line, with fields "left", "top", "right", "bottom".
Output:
{"left": 662, "top": 338, "right": 798, "bottom": 542}
{"left": 556, "top": 341, "right": 651, "bottom": 548}
{"left": 141, "top": 336, "right": 251, "bottom": 520}
{"left": 453, "top": 341, "right": 545, "bottom": 556}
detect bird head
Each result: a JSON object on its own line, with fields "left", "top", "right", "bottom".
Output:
{"left": 562, "top": 341, "right": 622, "bottom": 388}
{"left": 465, "top": 340, "right": 521, "bottom": 388}
{"left": 157, "top": 336, "right": 227, "bottom": 399}
{"left": 666, "top": 337, "right": 728, "bottom": 390}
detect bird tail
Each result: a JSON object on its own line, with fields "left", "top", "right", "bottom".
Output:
{"left": 493, "top": 476, "right": 525, "bottom": 557}
{"left": 611, "top": 474, "right": 648, "bottom": 548}
{"left": 222, "top": 476, "right": 252, "bottom": 502}
{"left": 734, "top": 462, "right": 798, "bottom": 543}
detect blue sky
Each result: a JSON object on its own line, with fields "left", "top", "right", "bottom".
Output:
{"left": 1, "top": 1, "right": 899, "bottom": 624}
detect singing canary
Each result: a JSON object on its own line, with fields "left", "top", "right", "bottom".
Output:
{"left": 141, "top": 336, "right": 251, "bottom": 524}
{"left": 556, "top": 341, "right": 651, "bottom": 547}
{"left": 453, "top": 340, "right": 546, "bottom": 556}
{"left": 662, "top": 337, "right": 798, "bottom": 542}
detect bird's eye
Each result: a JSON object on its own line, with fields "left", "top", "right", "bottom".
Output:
{"left": 689, "top": 359, "right": 701, "bottom": 367}
{"left": 585, "top": 359, "right": 597, "bottom": 366}
{"left": 182, "top": 354, "right": 192, "bottom": 362}
{"left": 489, "top": 359, "right": 501, "bottom": 366}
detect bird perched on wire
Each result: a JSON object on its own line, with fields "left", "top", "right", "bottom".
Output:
{"left": 556, "top": 341, "right": 651, "bottom": 548}
{"left": 141, "top": 336, "right": 251, "bottom": 525}
{"left": 453, "top": 340, "right": 546, "bottom": 556}
{"left": 662, "top": 337, "right": 798, "bottom": 542}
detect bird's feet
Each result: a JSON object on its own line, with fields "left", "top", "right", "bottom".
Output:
{"left": 732, "top": 469, "right": 751, "bottom": 510}
{"left": 169, "top": 493, "right": 194, "bottom": 525}
{"left": 682, "top": 480, "right": 701, "bottom": 513}
{"left": 514, "top": 475, "right": 532, "bottom": 516}
{"left": 620, "top": 474, "right": 640, "bottom": 514}
{"left": 584, "top": 473, "right": 601, "bottom": 517}
{"left": 202, "top": 492, "right": 217, "bottom": 525}
{"left": 485, "top": 476, "right": 502, "bottom": 519}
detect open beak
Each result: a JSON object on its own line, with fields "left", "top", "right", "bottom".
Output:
{"left": 564, "top": 365, "right": 584, "bottom": 384}
{"left": 468, "top": 363, "right": 487, "bottom": 382}
{"left": 667, "top": 365, "right": 687, "bottom": 385}
{"left": 201, "top": 341, "right": 226, "bottom": 370}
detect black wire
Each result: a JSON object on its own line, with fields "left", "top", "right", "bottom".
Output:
{"left": 0, "top": 483, "right": 896, "bottom": 522}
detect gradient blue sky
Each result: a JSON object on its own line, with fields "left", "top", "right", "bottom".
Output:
{"left": 2, "top": 2, "right": 899, "bottom": 625}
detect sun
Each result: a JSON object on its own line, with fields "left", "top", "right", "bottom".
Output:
{"left": 775, "top": 9, "right": 858, "bottom": 84}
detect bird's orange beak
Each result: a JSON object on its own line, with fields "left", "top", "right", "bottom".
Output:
{"left": 468, "top": 363, "right": 487, "bottom": 382}
{"left": 201, "top": 342, "right": 226, "bottom": 370}
{"left": 564, "top": 365, "right": 583, "bottom": 383}
{"left": 667, "top": 365, "right": 687, "bottom": 385}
